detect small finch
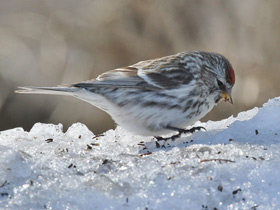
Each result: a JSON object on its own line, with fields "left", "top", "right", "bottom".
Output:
{"left": 16, "top": 51, "right": 235, "bottom": 139}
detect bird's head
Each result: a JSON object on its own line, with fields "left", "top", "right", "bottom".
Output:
{"left": 198, "top": 52, "right": 235, "bottom": 104}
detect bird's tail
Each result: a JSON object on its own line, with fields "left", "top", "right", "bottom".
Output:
{"left": 15, "top": 86, "right": 77, "bottom": 96}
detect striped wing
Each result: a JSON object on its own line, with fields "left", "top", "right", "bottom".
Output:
{"left": 72, "top": 53, "right": 194, "bottom": 90}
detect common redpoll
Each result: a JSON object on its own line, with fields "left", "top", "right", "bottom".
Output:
{"left": 16, "top": 51, "right": 235, "bottom": 139}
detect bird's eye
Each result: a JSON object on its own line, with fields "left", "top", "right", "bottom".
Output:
{"left": 217, "top": 79, "right": 224, "bottom": 87}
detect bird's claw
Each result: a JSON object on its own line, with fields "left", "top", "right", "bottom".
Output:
{"left": 183, "top": 126, "right": 206, "bottom": 134}
{"left": 154, "top": 126, "right": 206, "bottom": 141}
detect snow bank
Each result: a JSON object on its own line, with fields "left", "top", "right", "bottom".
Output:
{"left": 0, "top": 98, "right": 280, "bottom": 210}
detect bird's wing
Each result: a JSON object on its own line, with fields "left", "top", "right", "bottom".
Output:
{"left": 72, "top": 53, "right": 194, "bottom": 90}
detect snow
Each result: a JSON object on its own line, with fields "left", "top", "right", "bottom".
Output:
{"left": 0, "top": 98, "right": 280, "bottom": 210}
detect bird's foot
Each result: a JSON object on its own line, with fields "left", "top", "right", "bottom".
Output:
{"left": 179, "top": 126, "right": 206, "bottom": 134}
{"left": 154, "top": 126, "right": 206, "bottom": 141}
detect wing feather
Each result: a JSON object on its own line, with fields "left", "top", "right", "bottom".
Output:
{"left": 72, "top": 53, "right": 194, "bottom": 90}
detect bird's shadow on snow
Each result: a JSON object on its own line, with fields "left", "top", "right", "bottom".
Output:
{"left": 137, "top": 110, "right": 280, "bottom": 154}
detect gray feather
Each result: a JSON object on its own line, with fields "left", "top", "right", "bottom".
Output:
{"left": 15, "top": 86, "right": 77, "bottom": 95}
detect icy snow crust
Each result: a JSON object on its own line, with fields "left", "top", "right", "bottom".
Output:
{"left": 0, "top": 98, "right": 280, "bottom": 210}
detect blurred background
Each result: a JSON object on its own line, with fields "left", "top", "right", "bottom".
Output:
{"left": 0, "top": 0, "right": 279, "bottom": 134}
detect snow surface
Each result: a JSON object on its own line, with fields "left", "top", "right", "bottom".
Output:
{"left": 0, "top": 98, "right": 280, "bottom": 210}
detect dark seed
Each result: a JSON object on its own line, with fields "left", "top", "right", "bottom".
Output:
{"left": 90, "top": 143, "right": 100, "bottom": 146}
{"left": 102, "top": 159, "right": 109, "bottom": 165}
{"left": 1, "top": 192, "right": 9, "bottom": 197}
{"left": 232, "top": 188, "right": 242, "bottom": 195}
{"left": 45, "top": 138, "right": 53, "bottom": 143}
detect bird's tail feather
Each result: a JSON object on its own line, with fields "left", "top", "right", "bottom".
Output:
{"left": 15, "top": 86, "right": 77, "bottom": 96}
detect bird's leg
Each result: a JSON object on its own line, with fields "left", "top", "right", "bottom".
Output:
{"left": 155, "top": 126, "right": 206, "bottom": 141}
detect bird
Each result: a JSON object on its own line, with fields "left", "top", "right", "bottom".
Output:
{"left": 16, "top": 51, "right": 235, "bottom": 140}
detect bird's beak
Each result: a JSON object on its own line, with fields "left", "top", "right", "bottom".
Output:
{"left": 220, "top": 91, "right": 233, "bottom": 104}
